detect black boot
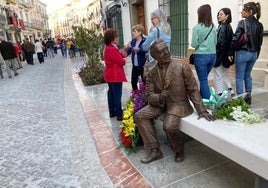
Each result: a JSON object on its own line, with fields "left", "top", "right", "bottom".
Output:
{"left": 175, "top": 150, "right": 185, "bottom": 162}
{"left": 141, "top": 148, "right": 163, "bottom": 164}
{"left": 244, "top": 92, "right": 252, "bottom": 105}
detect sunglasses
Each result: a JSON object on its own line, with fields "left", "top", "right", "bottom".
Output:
{"left": 151, "top": 17, "right": 158, "bottom": 21}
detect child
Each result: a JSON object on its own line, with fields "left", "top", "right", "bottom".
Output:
{"left": 124, "top": 25, "right": 147, "bottom": 93}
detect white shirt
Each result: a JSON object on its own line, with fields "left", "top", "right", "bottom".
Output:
{"left": 35, "top": 42, "right": 43, "bottom": 53}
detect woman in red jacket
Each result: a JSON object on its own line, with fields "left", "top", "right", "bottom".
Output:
{"left": 103, "top": 29, "right": 127, "bottom": 121}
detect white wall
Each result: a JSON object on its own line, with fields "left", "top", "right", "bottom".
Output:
{"left": 188, "top": 0, "right": 242, "bottom": 48}
{"left": 121, "top": 0, "right": 132, "bottom": 45}
{"left": 144, "top": 0, "right": 158, "bottom": 35}
{"left": 121, "top": 0, "right": 159, "bottom": 44}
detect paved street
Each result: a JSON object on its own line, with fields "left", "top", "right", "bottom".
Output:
{"left": 0, "top": 54, "right": 267, "bottom": 188}
{"left": 0, "top": 56, "right": 112, "bottom": 187}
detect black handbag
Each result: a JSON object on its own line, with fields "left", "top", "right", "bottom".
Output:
{"left": 189, "top": 54, "right": 195, "bottom": 65}
{"left": 189, "top": 25, "right": 214, "bottom": 65}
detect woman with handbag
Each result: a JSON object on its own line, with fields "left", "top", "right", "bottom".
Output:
{"left": 191, "top": 4, "right": 217, "bottom": 99}
{"left": 213, "top": 8, "right": 234, "bottom": 97}
{"left": 228, "top": 2, "right": 263, "bottom": 105}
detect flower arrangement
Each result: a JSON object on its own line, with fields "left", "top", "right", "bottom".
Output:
{"left": 120, "top": 79, "right": 146, "bottom": 154}
{"left": 213, "top": 98, "right": 266, "bottom": 125}
{"left": 203, "top": 87, "right": 266, "bottom": 124}
{"left": 203, "top": 87, "right": 230, "bottom": 109}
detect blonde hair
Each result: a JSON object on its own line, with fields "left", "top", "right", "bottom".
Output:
{"left": 132, "top": 24, "right": 145, "bottom": 34}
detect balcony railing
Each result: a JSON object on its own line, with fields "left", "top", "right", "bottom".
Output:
{"left": 7, "top": 0, "right": 17, "bottom": 4}
{"left": 0, "top": 14, "right": 6, "bottom": 24}
{"left": 24, "top": 21, "right": 32, "bottom": 28}
{"left": 40, "top": 13, "right": 48, "bottom": 19}
{"left": 27, "top": 2, "right": 34, "bottom": 8}
{"left": 19, "top": 0, "right": 28, "bottom": 8}
{"left": 31, "top": 19, "right": 43, "bottom": 29}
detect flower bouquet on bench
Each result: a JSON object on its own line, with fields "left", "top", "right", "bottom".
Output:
{"left": 203, "top": 87, "right": 266, "bottom": 125}
{"left": 213, "top": 98, "right": 266, "bottom": 124}
{"left": 203, "top": 87, "right": 230, "bottom": 110}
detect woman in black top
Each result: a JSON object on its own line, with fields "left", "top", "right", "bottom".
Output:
{"left": 228, "top": 2, "right": 263, "bottom": 104}
{"left": 213, "top": 8, "right": 234, "bottom": 96}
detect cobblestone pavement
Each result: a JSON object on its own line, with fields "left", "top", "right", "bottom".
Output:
{"left": 0, "top": 56, "right": 112, "bottom": 187}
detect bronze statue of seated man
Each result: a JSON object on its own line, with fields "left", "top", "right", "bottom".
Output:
{"left": 134, "top": 39, "right": 216, "bottom": 164}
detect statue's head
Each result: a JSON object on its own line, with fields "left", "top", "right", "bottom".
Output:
{"left": 150, "top": 39, "right": 171, "bottom": 65}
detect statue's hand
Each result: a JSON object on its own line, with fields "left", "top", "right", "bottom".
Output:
{"left": 159, "top": 94, "right": 165, "bottom": 106}
{"left": 159, "top": 90, "right": 169, "bottom": 107}
{"left": 198, "top": 111, "right": 216, "bottom": 121}
{"left": 161, "top": 90, "right": 169, "bottom": 97}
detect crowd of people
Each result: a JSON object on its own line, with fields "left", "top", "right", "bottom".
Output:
{"left": 103, "top": 1, "right": 263, "bottom": 164}
{"left": 0, "top": 36, "right": 79, "bottom": 79}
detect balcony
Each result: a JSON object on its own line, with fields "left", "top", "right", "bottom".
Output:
{"left": 19, "top": 0, "right": 28, "bottom": 8}
{"left": 40, "top": 13, "right": 47, "bottom": 19}
{"left": 33, "top": 22, "right": 43, "bottom": 29}
{"left": 6, "top": 0, "right": 17, "bottom": 4}
{"left": 0, "top": 14, "right": 7, "bottom": 24}
{"left": 31, "top": 19, "right": 43, "bottom": 30}
{"left": 24, "top": 21, "right": 32, "bottom": 28}
{"left": 27, "top": 1, "right": 34, "bottom": 8}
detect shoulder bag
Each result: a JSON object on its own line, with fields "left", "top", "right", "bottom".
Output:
{"left": 189, "top": 25, "right": 214, "bottom": 65}
{"left": 144, "top": 27, "right": 160, "bottom": 79}
{"left": 236, "top": 20, "right": 248, "bottom": 48}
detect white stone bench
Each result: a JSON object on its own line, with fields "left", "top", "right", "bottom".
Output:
{"left": 181, "top": 113, "right": 268, "bottom": 188}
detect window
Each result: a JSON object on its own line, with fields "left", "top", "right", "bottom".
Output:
{"left": 159, "top": 0, "right": 188, "bottom": 57}
{"left": 158, "top": 0, "right": 170, "bottom": 19}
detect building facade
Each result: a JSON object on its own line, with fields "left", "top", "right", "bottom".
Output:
{"left": 0, "top": 0, "right": 49, "bottom": 42}
{"left": 48, "top": 0, "right": 267, "bottom": 62}
{"left": 100, "top": 0, "right": 267, "bottom": 58}
{"left": 49, "top": 0, "right": 102, "bottom": 39}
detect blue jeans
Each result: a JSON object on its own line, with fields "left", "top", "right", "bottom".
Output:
{"left": 194, "top": 54, "right": 216, "bottom": 99}
{"left": 235, "top": 50, "right": 257, "bottom": 94}
{"left": 107, "top": 82, "right": 123, "bottom": 118}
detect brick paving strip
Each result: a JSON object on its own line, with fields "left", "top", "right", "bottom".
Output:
{"left": 71, "top": 65, "right": 151, "bottom": 187}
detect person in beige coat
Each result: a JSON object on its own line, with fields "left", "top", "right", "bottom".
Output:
{"left": 134, "top": 39, "right": 215, "bottom": 164}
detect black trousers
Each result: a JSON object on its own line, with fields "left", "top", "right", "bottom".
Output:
{"left": 25, "top": 51, "right": 34, "bottom": 64}
{"left": 131, "top": 66, "right": 144, "bottom": 90}
{"left": 37, "top": 52, "right": 44, "bottom": 63}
